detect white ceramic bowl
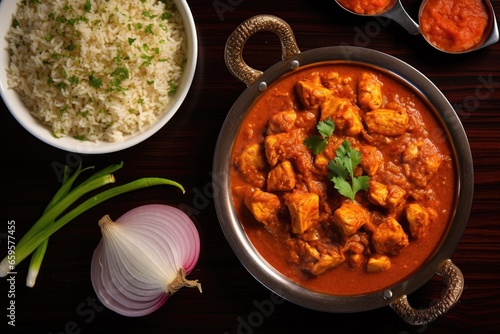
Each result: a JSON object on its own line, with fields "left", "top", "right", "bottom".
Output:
{"left": 0, "top": 0, "right": 197, "bottom": 154}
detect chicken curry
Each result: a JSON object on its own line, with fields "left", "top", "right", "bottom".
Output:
{"left": 230, "top": 63, "right": 456, "bottom": 295}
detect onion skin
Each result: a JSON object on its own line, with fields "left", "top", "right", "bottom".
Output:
{"left": 91, "top": 204, "right": 201, "bottom": 317}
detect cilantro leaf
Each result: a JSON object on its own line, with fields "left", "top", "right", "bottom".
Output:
{"left": 327, "top": 157, "right": 348, "bottom": 179}
{"left": 317, "top": 118, "right": 335, "bottom": 139}
{"left": 353, "top": 175, "right": 370, "bottom": 196}
{"left": 331, "top": 176, "right": 354, "bottom": 200}
{"left": 327, "top": 140, "right": 370, "bottom": 201}
{"left": 304, "top": 136, "right": 328, "bottom": 155}
{"left": 303, "top": 118, "right": 335, "bottom": 155}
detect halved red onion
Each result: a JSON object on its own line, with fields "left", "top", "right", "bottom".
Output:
{"left": 91, "top": 204, "right": 201, "bottom": 317}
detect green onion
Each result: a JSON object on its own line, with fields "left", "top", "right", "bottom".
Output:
{"left": 0, "top": 161, "right": 183, "bottom": 282}
{"left": 56, "top": 15, "right": 67, "bottom": 24}
{"left": 26, "top": 166, "right": 72, "bottom": 287}
{"left": 145, "top": 24, "right": 154, "bottom": 34}
{"left": 167, "top": 80, "right": 178, "bottom": 95}
{"left": 73, "top": 135, "right": 86, "bottom": 141}
{"left": 161, "top": 12, "right": 172, "bottom": 21}
{"left": 16, "top": 165, "right": 116, "bottom": 250}
{"left": 14, "top": 163, "right": 124, "bottom": 286}
{"left": 1, "top": 177, "right": 184, "bottom": 273}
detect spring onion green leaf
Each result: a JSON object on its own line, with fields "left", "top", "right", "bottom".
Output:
{"left": 4, "top": 177, "right": 184, "bottom": 272}
{"left": 26, "top": 165, "right": 72, "bottom": 287}
{"left": 20, "top": 162, "right": 124, "bottom": 252}
{"left": 16, "top": 170, "right": 113, "bottom": 251}
{"left": 0, "top": 161, "right": 183, "bottom": 281}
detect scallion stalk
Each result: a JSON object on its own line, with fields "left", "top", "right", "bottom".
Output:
{"left": 26, "top": 240, "right": 48, "bottom": 288}
{"left": 15, "top": 174, "right": 116, "bottom": 250}
{"left": 26, "top": 165, "right": 73, "bottom": 287}
{"left": 0, "top": 173, "right": 116, "bottom": 277}
{"left": 24, "top": 162, "right": 124, "bottom": 286}
{"left": 25, "top": 163, "right": 125, "bottom": 286}
{"left": 0, "top": 177, "right": 184, "bottom": 276}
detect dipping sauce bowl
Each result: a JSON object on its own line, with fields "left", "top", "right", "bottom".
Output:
{"left": 335, "top": 0, "right": 499, "bottom": 54}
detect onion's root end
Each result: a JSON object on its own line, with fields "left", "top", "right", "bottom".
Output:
{"left": 168, "top": 268, "right": 202, "bottom": 295}
{"left": 98, "top": 215, "right": 114, "bottom": 229}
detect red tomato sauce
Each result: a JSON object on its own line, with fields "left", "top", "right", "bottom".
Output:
{"left": 420, "top": 0, "right": 489, "bottom": 52}
{"left": 337, "top": 0, "right": 392, "bottom": 15}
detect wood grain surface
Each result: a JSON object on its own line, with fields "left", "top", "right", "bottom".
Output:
{"left": 1, "top": 0, "right": 499, "bottom": 333}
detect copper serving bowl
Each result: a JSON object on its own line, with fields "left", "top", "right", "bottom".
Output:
{"left": 213, "top": 15, "right": 473, "bottom": 325}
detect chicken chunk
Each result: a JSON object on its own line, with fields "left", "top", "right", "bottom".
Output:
{"left": 267, "top": 110, "right": 297, "bottom": 135}
{"left": 235, "top": 144, "right": 266, "bottom": 188}
{"left": 295, "top": 77, "right": 331, "bottom": 109}
{"left": 367, "top": 181, "right": 406, "bottom": 208}
{"left": 319, "top": 71, "right": 356, "bottom": 100}
{"left": 314, "top": 152, "right": 330, "bottom": 170}
{"left": 244, "top": 189, "right": 281, "bottom": 225}
{"left": 386, "top": 185, "right": 406, "bottom": 207}
{"left": 267, "top": 160, "right": 296, "bottom": 192}
{"left": 285, "top": 191, "right": 319, "bottom": 234}
{"left": 264, "top": 129, "right": 306, "bottom": 166}
{"left": 358, "top": 145, "right": 383, "bottom": 176}
{"left": 348, "top": 254, "right": 364, "bottom": 269}
{"left": 296, "top": 239, "right": 345, "bottom": 275}
{"left": 319, "top": 71, "right": 341, "bottom": 88}
{"left": 402, "top": 138, "right": 442, "bottom": 187}
{"left": 364, "top": 108, "right": 409, "bottom": 136}
{"left": 332, "top": 201, "right": 372, "bottom": 237}
{"left": 358, "top": 72, "right": 383, "bottom": 110}
{"left": 372, "top": 218, "right": 409, "bottom": 256}
{"left": 367, "top": 181, "right": 388, "bottom": 207}
{"left": 367, "top": 254, "right": 391, "bottom": 272}
{"left": 406, "top": 203, "right": 430, "bottom": 239}
{"left": 320, "top": 96, "right": 363, "bottom": 136}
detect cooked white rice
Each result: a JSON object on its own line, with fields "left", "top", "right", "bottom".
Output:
{"left": 6, "top": 0, "right": 186, "bottom": 142}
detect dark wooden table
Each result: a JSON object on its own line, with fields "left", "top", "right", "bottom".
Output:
{"left": 1, "top": 1, "right": 499, "bottom": 333}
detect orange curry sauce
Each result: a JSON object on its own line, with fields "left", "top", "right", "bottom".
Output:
{"left": 420, "top": 0, "right": 489, "bottom": 52}
{"left": 337, "top": 0, "right": 392, "bottom": 15}
{"left": 230, "top": 64, "right": 456, "bottom": 296}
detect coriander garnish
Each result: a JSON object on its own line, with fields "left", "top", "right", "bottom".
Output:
{"left": 327, "top": 140, "right": 370, "bottom": 201}
{"left": 304, "top": 117, "right": 335, "bottom": 155}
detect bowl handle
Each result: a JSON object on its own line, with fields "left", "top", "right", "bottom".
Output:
{"left": 390, "top": 259, "right": 464, "bottom": 325}
{"left": 224, "top": 14, "right": 301, "bottom": 86}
